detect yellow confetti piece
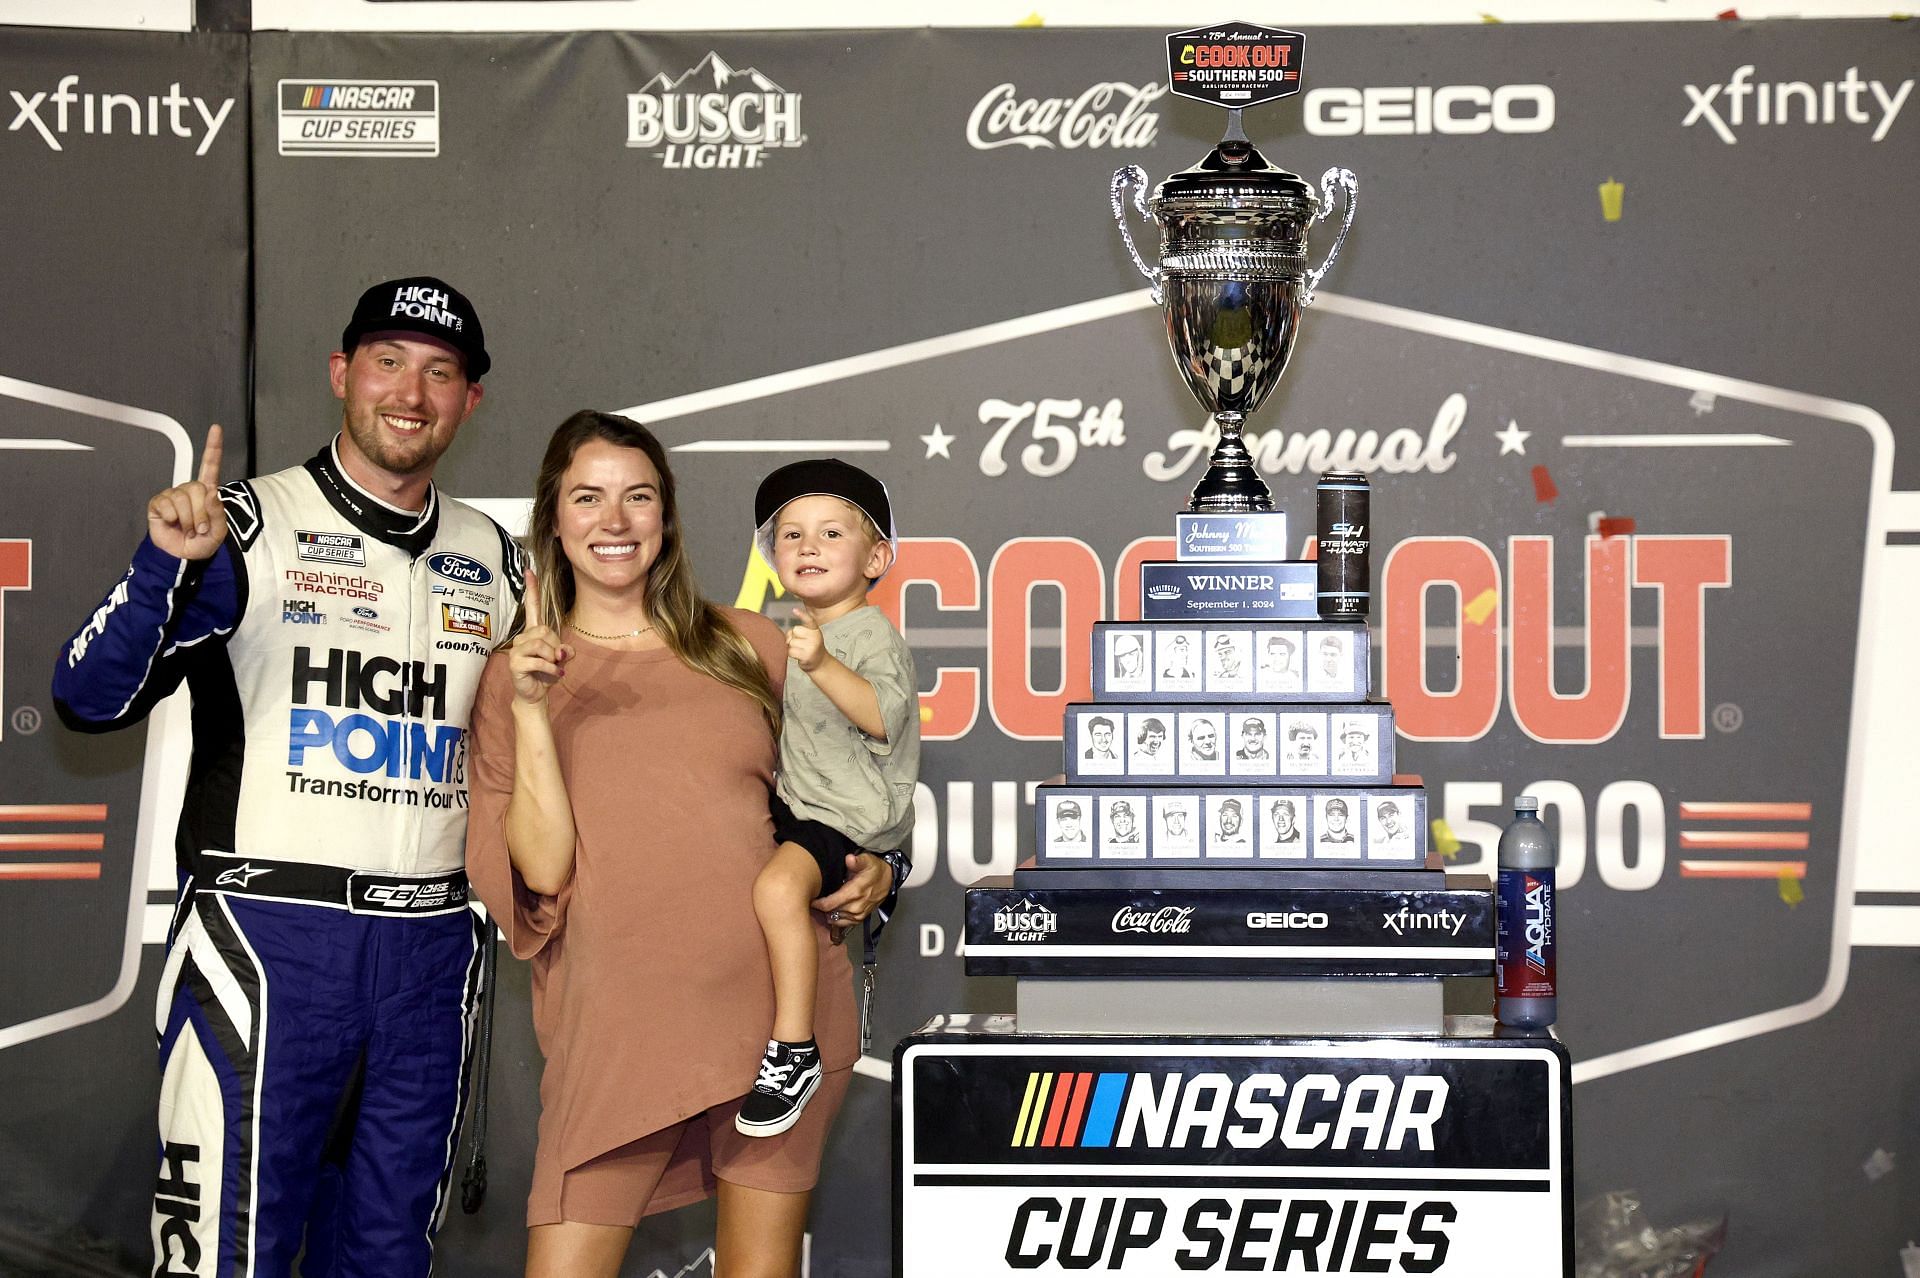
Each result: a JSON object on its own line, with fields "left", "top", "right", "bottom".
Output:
{"left": 1480, "top": 12, "right": 1502, "bottom": 21}
{"left": 1463, "top": 587, "right": 1500, "bottom": 626}
{"left": 1599, "top": 177, "right": 1625, "bottom": 223}
{"left": 732, "top": 543, "right": 785, "bottom": 611}
{"left": 1016, "top": 10, "right": 1045, "bottom": 25}
{"left": 1779, "top": 869, "right": 1804, "bottom": 907}
{"left": 919, "top": 704, "right": 935, "bottom": 724}
{"left": 1431, "top": 819, "right": 1462, "bottom": 859}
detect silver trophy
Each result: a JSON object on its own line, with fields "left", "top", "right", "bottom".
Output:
{"left": 1113, "top": 124, "right": 1356, "bottom": 513}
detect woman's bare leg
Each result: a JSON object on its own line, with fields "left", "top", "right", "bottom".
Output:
{"left": 526, "top": 1221, "right": 633, "bottom": 1278}
{"left": 714, "top": 1179, "right": 810, "bottom": 1278}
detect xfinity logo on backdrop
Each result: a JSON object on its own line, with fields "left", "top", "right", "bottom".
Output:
{"left": 1303, "top": 83, "right": 1554, "bottom": 136}
{"left": 278, "top": 79, "right": 441, "bottom": 158}
{"left": 627, "top": 52, "right": 803, "bottom": 170}
{"left": 1683, "top": 65, "right": 1911, "bottom": 143}
{"left": 6, "top": 75, "right": 235, "bottom": 156}
{"left": 966, "top": 81, "right": 1164, "bottom": 150}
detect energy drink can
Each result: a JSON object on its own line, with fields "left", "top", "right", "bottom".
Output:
{"left": 1316, "top": 471, "right": 1370, "bottom": 619}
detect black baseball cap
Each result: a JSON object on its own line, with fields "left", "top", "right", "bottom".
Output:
{"left": 753, "top": 458, "right": 897, "bottom": 561}
{"left": 341, "top": 276, "right": 490, "bottom": 381}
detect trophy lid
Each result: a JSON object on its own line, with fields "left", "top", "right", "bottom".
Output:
{"left": 1152, "top": 138, "right": 1317, "bottom": 213}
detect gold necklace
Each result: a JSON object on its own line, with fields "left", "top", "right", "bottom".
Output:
{"left": 569, "top": 618, "right": 655, "bottom": 641}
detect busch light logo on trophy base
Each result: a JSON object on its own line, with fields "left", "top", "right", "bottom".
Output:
{"left": 1112, "top": 22, "right": 1357, "bottom": 515}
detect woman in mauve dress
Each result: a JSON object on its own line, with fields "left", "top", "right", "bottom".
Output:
{"left": 465, "top": 410, "right": 895, "bottom": 1278}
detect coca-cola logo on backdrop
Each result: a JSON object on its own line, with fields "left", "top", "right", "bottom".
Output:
{"left": 966, "top": 81, "right": 1164, "bottom": 151}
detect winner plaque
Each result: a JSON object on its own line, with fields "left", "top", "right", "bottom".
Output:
{"left": 1111, "top": 23, "right": 1357, "bottom": 515}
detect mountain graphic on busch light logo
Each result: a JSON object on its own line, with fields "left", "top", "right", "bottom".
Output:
{"left": 638, "top": 52, "right": 785, "bottom": 96}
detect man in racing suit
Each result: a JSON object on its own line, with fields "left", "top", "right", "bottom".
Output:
{"left": 52, "top": 277, "right": 522, "bottom": 1278}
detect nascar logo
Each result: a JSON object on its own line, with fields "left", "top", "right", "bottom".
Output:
{"left": 278, "top": 79, "right": 439, "bottom": 157}
{"left": 1009, "top": 1069, "right": 1449, "bottom": 1152}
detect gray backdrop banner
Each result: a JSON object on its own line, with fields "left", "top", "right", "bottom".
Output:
{"left": 0, "top": 24, "right": 250, "bottom": 1276}
{"left": 1, "top": 18, "right": 1915, "bottom": 1278}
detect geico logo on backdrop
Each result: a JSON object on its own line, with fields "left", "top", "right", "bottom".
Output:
{"left": 627, "top": 51, "right": 803, "bottom": 170}
{"left": 5, "top": 74, "right": 236, "bottom": 155}
{"left": 1304, "top": 83, "right": 1554, "bottom": 136}
{"left": 1683, "top": 65, "right": 1913, "bottom": 144}
{"left": 966, "top": 81, "right": 1164, "bottom": 150}
{"left": 277, "top": 79, "right": 440, "bottom": 158}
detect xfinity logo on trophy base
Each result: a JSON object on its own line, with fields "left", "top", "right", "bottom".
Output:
{"left": 277, "top": 79, "right": 440, "bottom": 158}
{"left": 1382, "top": 908, "right": 1469, "bottom": 937}
{"left": 627, "top": 52, "right": 803, "bottom": 170}
{"left": 966, "top": 81, "right": 1164, "bottom": 150}
{"left": 6, "top": 75, "right": 235, "bottom": 155}
{"left": 1683, "top": 65, "right": 1911, "bottom": 144}
{"left": 1304, "top": 84, "right": 1554, "bottom": 136}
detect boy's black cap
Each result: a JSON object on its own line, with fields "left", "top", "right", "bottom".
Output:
{"left": 341, "top": 276, "right": 490, "bottom": 380}
{"left": 753, "top": 458, "right": 897, "bottom": 561}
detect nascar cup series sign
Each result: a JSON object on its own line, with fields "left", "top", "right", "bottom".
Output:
{"left": 896, "top": 1026, "right": 1571, "bottom": 1275}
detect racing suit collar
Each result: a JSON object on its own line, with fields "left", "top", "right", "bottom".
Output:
{"left": 304, "top": 438, "right": 442, "bottom": 558}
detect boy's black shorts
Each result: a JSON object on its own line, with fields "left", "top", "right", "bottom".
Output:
{"left": 771, "top": 793, "right": 863, "bottom": 894}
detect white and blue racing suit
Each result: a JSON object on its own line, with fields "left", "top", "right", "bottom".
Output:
{"left": 52, "top": 439, "right": 523, "bottom": 1278}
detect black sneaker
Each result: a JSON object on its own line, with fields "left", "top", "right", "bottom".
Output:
{"left": 736, "top": 1039, "right": 823, "bottom": 1137}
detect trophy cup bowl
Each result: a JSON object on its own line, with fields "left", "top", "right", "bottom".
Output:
{"left": 1114, "top": 138, "right": 1356, "bottom": 513}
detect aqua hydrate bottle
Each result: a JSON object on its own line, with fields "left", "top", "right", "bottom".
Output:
{"left": 1495, "top": 796, "right": 1557, "bottom": 1029}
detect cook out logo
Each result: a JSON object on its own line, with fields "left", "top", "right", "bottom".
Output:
{"left": 965, "top": 81, "right": 1163, "bottom": 151}
{"left": 626, "top": 52, "right": 803, "bottom": 170}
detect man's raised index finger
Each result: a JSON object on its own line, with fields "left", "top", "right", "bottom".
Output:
{"left": 197, "top": 424, "right": 225, "bottom": 488}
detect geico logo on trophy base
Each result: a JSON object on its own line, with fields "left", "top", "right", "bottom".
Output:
{"left": 1110, "top": 22, "right": 1356, "bottom": 517}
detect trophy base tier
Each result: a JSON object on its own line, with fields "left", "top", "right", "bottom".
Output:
{"left": 1015, "top": 863, "right": 1444, "bottom": 890}
{"left": 965, "top": 875, "right": 1494, "bottom": 978}
{"left": 1017, "top": 976, "right": 1443, "bottom": 1036}
{"left": 1064, "top": 701, "right": 1394, "bottom": 787}
{"left": 1093, "top": 618, "right": 1369, "bottom": 703}
{"left": 894, "top": 1015, "right": 1574, "bottom": 1277}
{"left": 1037, "top": 781, "right": 1422, "bottom": 866}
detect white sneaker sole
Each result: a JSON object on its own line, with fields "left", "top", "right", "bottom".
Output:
{"left": 734, "top": 1069, "right": 823, "bottom": 1138}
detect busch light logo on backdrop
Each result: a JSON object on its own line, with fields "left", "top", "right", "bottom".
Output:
{"left": 626, "top": 52, "right": 803, "bottom": 170}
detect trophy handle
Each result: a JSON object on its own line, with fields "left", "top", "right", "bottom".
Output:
{"left": 1302, "top": 166, "right": 1358, "bottom": 306}
{"left": 1110, "top": 165, "right": 1163, "bottom": 305}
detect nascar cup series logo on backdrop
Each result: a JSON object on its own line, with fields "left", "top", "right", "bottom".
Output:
{"left": 966, "top": 81, "right": 1164, "bottom": 150}
{"left": 626, "top": 52, "right": 803, "bottom": 170}
{"left": 276, "top": 79, "right": 439, "bottom": 157}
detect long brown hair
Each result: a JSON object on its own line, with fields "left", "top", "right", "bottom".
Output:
{"left": 520, "top": 410, "right": 780, "bottom": 734}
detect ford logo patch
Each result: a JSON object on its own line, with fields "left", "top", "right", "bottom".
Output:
{"left": 428, "top": 552, "right": 493, "bottom": 586}
{"left": 352, "top": 607, "right": 378, "bottom": 620}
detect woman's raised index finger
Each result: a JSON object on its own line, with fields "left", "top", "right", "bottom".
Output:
{"left": 197, "top": 424, "right": 224, "bottom": 488}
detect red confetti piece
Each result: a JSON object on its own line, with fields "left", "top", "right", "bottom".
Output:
{"left": 1531, "top": 464, "right": 1558, "bottom": 503}
{"left": 1597, "top": 516, "right": 1636, "bottom": 539}
{"left": 1717, "top": 6, "right": 1739, "bottom": 16}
